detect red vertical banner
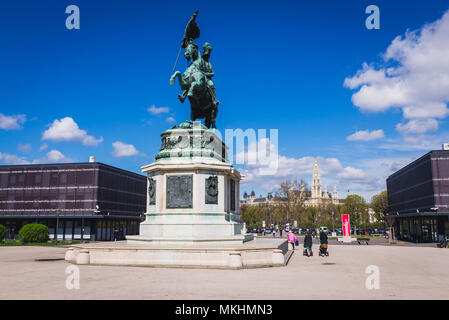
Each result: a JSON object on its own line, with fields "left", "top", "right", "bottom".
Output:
{"left": 342, "top": 214, "right": 351, "bottom": 237}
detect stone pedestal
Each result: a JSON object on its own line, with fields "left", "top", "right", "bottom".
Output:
{"left": 63, "top": 121, "right": 293, "bottom": 269}
{"left": 127, "top": 121, "right": 253, "bottom": 245}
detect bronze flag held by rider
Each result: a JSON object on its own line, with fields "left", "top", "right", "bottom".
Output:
{"left": 170, "top": 11, "right": 219, "bottom": 129}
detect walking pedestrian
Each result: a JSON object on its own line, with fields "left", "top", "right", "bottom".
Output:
{"left": 320, "top": 229, "right": 328, "bottom": 245}
{"left": 304, "top": 229, "right": 313, "bottom": 257}
{"left": 319, "top": 229, "right": 329, "bottom": 256}
{"left": 287, "top": 230, "right": 298, "bottom": 250}
{"left": 113, "top": 227, "right": 119, "bottom": 242}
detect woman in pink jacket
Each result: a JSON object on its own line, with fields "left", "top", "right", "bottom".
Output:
{"left": 287, "top": 230, "right": 298, "bottom": 250}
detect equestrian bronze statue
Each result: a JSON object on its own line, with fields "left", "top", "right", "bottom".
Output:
{"left": 169, "top": 11, "right": 219, "bottom": 129}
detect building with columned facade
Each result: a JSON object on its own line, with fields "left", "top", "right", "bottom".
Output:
{"left": 386, "top": 148, "right": 449, "bottom": 243}
{"left": 0, "top": 159, "right": 146, "bottom": 241}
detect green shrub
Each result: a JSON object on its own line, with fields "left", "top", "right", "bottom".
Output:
{"left": 0, "top": 224, "right": 6, "bottom": 242}
{"left": 18, "top": 224, "right": 49, "bottom": 243}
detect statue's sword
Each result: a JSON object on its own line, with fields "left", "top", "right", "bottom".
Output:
{"left": 172, "top": 46, "right": 182, "bottom": 73}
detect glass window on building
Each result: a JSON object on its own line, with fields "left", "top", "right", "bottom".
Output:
{"left": 50, "top": 172, "right": 59, "bottom": 185}
{"left": 401, "top": 219, "right": 410, "bottom": 240}
{"left": 42, "top": 172, "right": 50, "bottom": 187}
{"left": 9, "top": 174, "right": 16, "bottom": 186}
{"left": 0, "top": 173, "right": 8, "bottom": 188}
{"left": 56, "top": 220, "right": 64, "bottom": 240}
{"left": 34, "top": 173, "right": 42, "bottom": 186}
{"left": 47, "top": 219, "right": 56, "bottom": 240}
{"left": 421, "top": 218, "right": 437, "bottom": 242}
{"left": 17, "top": 173, "right": 25, "bottom": 187}
{"left": 64, "top": 220, "right": 73, "bottom": 240}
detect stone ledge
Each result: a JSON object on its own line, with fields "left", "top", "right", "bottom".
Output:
{"left": 65, "top": 239, "right": 288, "bottom": 270}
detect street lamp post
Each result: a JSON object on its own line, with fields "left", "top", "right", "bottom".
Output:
{"left": 81, "top": 213, "right": 84, "bottom": 241}
{"left": 318, "top": 211, "right": 321, "bottom": 234}
{"left": 93, "top": 204, "right": 100, "bottom": 241}
{"left": 55, "top": 209, "right": 61, "bottom": 246}
{"left": 332, "top": 211, "right": 335, "bottom": 232}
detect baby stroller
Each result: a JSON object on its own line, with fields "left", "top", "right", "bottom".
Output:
{"left": 319, "top": 243, "right": 329, "bottom": 257}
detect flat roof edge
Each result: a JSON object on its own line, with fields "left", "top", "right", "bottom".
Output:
{"left": 0, "top": 162, "right": 146, "bottom": 179}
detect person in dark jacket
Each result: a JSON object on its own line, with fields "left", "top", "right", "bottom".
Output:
{"left": 320, "top": 229, "right": 328, "bottom": 245}
{"left": 304, "top": 229, "right": 313, "bottom": 257}
{"left": 113, "top": 227, "right": 119, "bottom": 242}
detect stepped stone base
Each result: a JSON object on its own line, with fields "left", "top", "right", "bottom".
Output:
{"left": 65, "top": 238, "right": 290, "bottom": 269}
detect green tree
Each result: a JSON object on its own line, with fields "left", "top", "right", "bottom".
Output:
{"left": 0, "top": 224, "right": 6, "bottom": 242}
{"left": 18, "top": 224, "right": 49, "bottom": 243}
{"left": 241, "top": 205, "right": 261, "bottom": 228}
{"left": 370, "top": 190, "right": 388, "bottom": 226}
{"left": 304, "top": 206, "right": 318, "bottom": 226}
{"left": 340, "top": 194, "right": 368, "bottom": 234}
{"left": 276, "top": 179, "right": 307, "bottom": 224}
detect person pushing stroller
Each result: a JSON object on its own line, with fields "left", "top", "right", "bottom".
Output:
{"left": 319, "top": 229, "right": 329, "bottom": 257}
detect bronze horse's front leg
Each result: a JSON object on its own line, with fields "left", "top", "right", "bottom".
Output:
{"left": 170, "top": 71, "right": 190, "bottom": 103}
{"left": 169, "top": 71, "right": 180, "bottom": 85}
{"left": 169, "top": 71, "right": 189, "bottom": 90}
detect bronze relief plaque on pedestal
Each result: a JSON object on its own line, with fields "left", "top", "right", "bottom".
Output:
{"left": 205, "top": 175, "right": 218, "bottom": 204}
{"left": 148, "top": 177, "right": 156, "bottom": 205}
{"left": 166, "top": 175, "right": 193, "bottom": 208}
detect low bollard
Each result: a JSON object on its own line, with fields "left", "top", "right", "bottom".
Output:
{"left": 228, "top": 251, "right": 242, "bottom": 269}
{"left": 76, "top": 249, "right": 90, "bottom": 265}
{"left": 65, "top": 247, "right": 76, "bottom": 263}
{"left": 272, "top": 249, "right": 284, "bottom": 265}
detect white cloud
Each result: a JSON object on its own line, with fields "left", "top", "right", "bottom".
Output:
{"left": 32, "top": 150, "right": 72, "bottom": 164}
{"left": 148, "top": 105, "right": 169, "bottom": 115}
{"left": 379, "top": 133, "right": 449, "bottom": 151}
{"left": 395, "top": 119, "right": 438, "bottom": 134}
{"left": 346, "top": 129, "right": 385, "bottom": 141}
{"left": 344, "top": 10, "right": 449, "bottom": 134}
{"left": 166, "top": 117, "right": 176, "bottom": 123}
{"left": 0, "top": 152, "right": 30, "bottom": 164}
{"left": 0, "top": 149, "right": 72, "bottom": 165}
{"left": 46, "top": 150, "right": 66, "bottom": 162}
{"left": 42, "top": 117, "right": 103, "bottom": 146}
{"left": 0, "top": 113, "right": 26, "bottom": 130}
{"left": 236, "top": 138, "right": 345, "bottom": 191}
{"left": 112, "top": 141, "right": 139, "bottom": 157}
{"left": 235, "top": 136, "right": 395, "bottom": 200}
{"left": 39, "top": 143, "right": 48, "bottom": 152}
{"left": 337, "top": 167, "right": 371, "bottom": 181}
{"left": 17, "top": 144, "right": 31, "bottom": 153}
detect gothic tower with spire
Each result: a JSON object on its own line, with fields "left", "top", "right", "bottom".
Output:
{"left": 311, "top": 161, "right": 322, "bottom": 204}
{"left": 332, "top": 184, "right": 339, "bottom": 204}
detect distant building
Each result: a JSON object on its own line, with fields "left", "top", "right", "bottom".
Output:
{"left": 386, "top": 149, "right": 449, "bottom": 243}
{"left": 368, "top": 208, "right": 377, "bottom": 224}
{"left": 241, "top": 161, "right": 340, "bottom": 207}
{"left": 0, "top": 160, "right": 146, "bottom": 241}
{"left": 306, "top": 161, "right": 339, "bottom": 206}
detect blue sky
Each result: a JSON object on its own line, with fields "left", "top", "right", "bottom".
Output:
{"left": 1, "top": 0, "right": 449, "bottom": 201}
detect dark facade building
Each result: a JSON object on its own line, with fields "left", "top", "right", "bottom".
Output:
{"left": 0, "top": 161, "right": 146, "bottom": 241}
{"left": 386, "top": 150, "right": 449, "bottom": 243}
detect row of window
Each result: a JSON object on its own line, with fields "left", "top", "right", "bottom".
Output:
{"left": 99, "top": 171, "right": 146, "bottom": 194}
{"left": 0, "top": 167, "right": 147, "bottom": 195}
{"left": 0, "top": 170, "right": 97, "bottom": 188}
{"left": 1, "top": 218, "right": 140, "bottom": 241}
{"left": 398, "top": 217, "right": 439, "bottom": 242}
